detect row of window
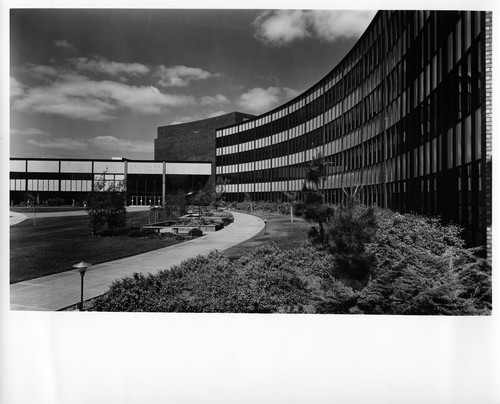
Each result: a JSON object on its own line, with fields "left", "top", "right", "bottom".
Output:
{"left": 214, "top": 11, "right": 487, "bottom": 243}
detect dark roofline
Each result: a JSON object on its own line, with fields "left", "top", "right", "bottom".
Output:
{"left": 157, "top": 111, "right": 255, "bottom": 130}
{"left": 10, "top": 157, "right": 213, "bottom": 164}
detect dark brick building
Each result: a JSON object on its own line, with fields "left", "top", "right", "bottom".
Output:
{"left": 155, "top": 112, "right": 254, "bottom": 190}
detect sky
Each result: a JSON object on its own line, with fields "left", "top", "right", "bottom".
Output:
{"left": 9, "top": 8, "right": 376, "bottom": 160}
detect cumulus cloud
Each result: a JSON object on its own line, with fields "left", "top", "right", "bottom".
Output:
{"left": 200, "top": 94, "right": 230, "bottom": 106}
{"left": 253, "top": 10, "right": 376, "bottom": 46}
{"left": 10, "top": 127, "right": 49, "bottom": 136}
{"left": 54, "top": 39, "right": 78, "bottom": 52}
{"left": 90, "top": 136, "right": 153, "bottom": 153}
{"left": 27, "top": 137, "right": 88, "bottom": 150}
{"left": 26, "top": 135, "right": 153, "bottom": 153}
{"left": 308, "top": 10, "right": 376, "bottom": 41}
{"left": 12, "top": 55, "right": 220, "bottom": 122}
{"left": 12, "top": 74, "right": 195, "bottom": 121}
{"left": 20, "top": 64, "right": 60, "bottom": 81}
{"left": 69, "top": 56, "right": 150, "bottom": 77}
{"left": 170, "top": 110, "right": 228, "bottom": 125}
{"left": 254, "top": 10, "right": 311, "bottom": 46}
{"left": 10, "top": 77, "right": 24, "bottom": 98}
{"left": 155, "top": 65, "right": 214, "bottom": 87}
{"left": 237, "top": 86, "right": 298, "bottom": 114}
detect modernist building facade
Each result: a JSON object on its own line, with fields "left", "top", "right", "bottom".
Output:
{"left": 215, "top": 10, "right": 492, "bottom": 246}
{"left": 10, "top": 11, "right": 491, "bottom": 247}
{"left": 9, "top": 158, "right": 211, "bottom": 207}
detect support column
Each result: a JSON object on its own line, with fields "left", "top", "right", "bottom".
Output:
{"left": 162, "top": 161, "right": 166, "bottom": 207}
{"left": 123, "top": 160, "right": 128, "bottom": 205}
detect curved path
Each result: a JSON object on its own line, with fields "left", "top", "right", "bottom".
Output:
{"left": 10, "top": 211, "right": 264, "bottom": 311}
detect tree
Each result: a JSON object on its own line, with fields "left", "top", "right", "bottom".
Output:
{"left": 298, "top": 153, "right": 376, "bottom": 289}
{"left": 296, "top": 153, "right": 334, "bottom": 248}
{"left": 165, "top": 189, "right": 187, "bottom": 218}
{"left": 86, "top": 172, "right": 126, "bottom": 235}
{"left": 191, "top": 189, "right": 211, "bottom": 215}
{"left": 213, "top": 176, "right": 230, "bottom": 206}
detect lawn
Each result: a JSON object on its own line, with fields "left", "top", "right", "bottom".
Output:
{"left": 223, "top": 210, "right": 311, "bottom": 260}
{"left": 11, "top": 208, "right": 313, "bottom": 284}
{"left": 10, "top": 211, "right": 183, "bottom": 284}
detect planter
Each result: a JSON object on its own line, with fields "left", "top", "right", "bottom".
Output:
{"left": 171, "top": 225, "right": 217, "bottom": 234}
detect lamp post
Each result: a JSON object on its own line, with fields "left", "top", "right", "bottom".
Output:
{"left": 73, "top": 261, "right": 92, "bottom": 311}
{"left": 264, "top": 219, "right": 267, "bottom": 234}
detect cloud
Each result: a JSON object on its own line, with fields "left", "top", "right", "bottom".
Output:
{"left": 10, "top": 127, "right": 49, "bottom": 136}
{"left": 13, "top": 57, "right": 216, "bottom": 121}
{"left": 12, "top": 74, "right": 195, "bottom": 121}
{"left": 155, "top": 65, "right": 214, "bottom": 87}
{"left": 10, "top": 77, "right": 24, "bottom": 98}
{"left": 170, "top": 110, "right": 228, "bottom": 125}
{"left": 200, "top": 94, "right": 230, "bottom": 106}
{"left": 25, "top": 135, "right": 153, "bottom": 154}
{"left": 308, "top": 10, "right": 376, "bottom": 41}
{"left": 27, "top": 137, "right": 88, "bottom": 150}
{"left": 253, "top": 10, "right": 311, "bottom": 46}
{"left": 69, "top": 56, "right": 150, "bottom": 77}
{"left": 54, "top": 39, "right": 78, "bottom": 52}
{"left": 90, "top": 136, "right": 153, "bottom": 153}
{"left": 205, "top": 110, "right": 228, "bottom": 118}
{"left": 20, "top": 64, "right": 60, "bottom": 81}
{"left": 253, "top": 10, "right": 376, "bottom": 46}
{"left": 237, "top": 86, "right": 298, "bottom": 114}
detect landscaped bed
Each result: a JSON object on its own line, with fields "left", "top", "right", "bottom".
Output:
{"left": 89, "top": 206, "right": 491, "bottom": 315}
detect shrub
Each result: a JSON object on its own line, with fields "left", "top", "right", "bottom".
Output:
{"left": 92, "top": 208, "right": 491, "bottom": 315}
{"left": 96, "top": 228, "right": 130, "bottom": 237}
{"left": 93, "top": 244, "right": 321, "bottom": 313}
{"left": 46, "top": 197, "right": 65, "bottom": 206}
{"left": 86, "top": 172, "right": 126, "bottom": 234}
{"left": 188, "top": 228, "right": 203, "bottom": 237}
{"left": 93, "top": 252, "right": 241, "bottom": 312}
{"left": 351, "top": 209, "right": 491, "bottom": 315}
{"left": 175, "top": 215, "right": 228, "bottom": 228}
{"left": 127, "top": 229, "right": 159, "bottom": 238}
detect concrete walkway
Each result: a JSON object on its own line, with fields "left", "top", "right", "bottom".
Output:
{"left": 10, "top": 211, "right": 264, "bottom": 311}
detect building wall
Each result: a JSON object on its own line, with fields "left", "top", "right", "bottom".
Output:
{"left": 9, "top": 158, "right": 211, "bottom": 206}
{"left": 155, "top": 112, "right": 254, "bottom": 193}
{"left": 216, "top": 10, "right": 490, "bottom": 246}
{"left": 155, "top": 112, "right": 253, "bottom": 162}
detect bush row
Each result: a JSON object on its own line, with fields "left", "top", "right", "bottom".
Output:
{"left": 174, "top": 211, "right": 234, "bottom": 228}
{"left": 96, "top": 228, "right": 195, "bottom": 241}
{"left": 227, "top": 200, "right": 292, "bottom": 215}
{"left": 92, "top": 244, "right": 321, "bottom": 313}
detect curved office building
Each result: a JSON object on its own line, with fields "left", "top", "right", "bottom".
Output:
{"left": 216, "top": 10, "right": 492, "bottom": 246}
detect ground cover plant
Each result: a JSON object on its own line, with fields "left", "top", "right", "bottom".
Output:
{"left": 9, "top": 211, "right": 187, "bottom": 284}
{"left": 92, "top": 207, "right": 491, "bottom": 315}
{"left": 227, "top": 200, "right": 292, "bottom": 215}
{"left": 92, "top": 244, "right": 325, "bottom": 312}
